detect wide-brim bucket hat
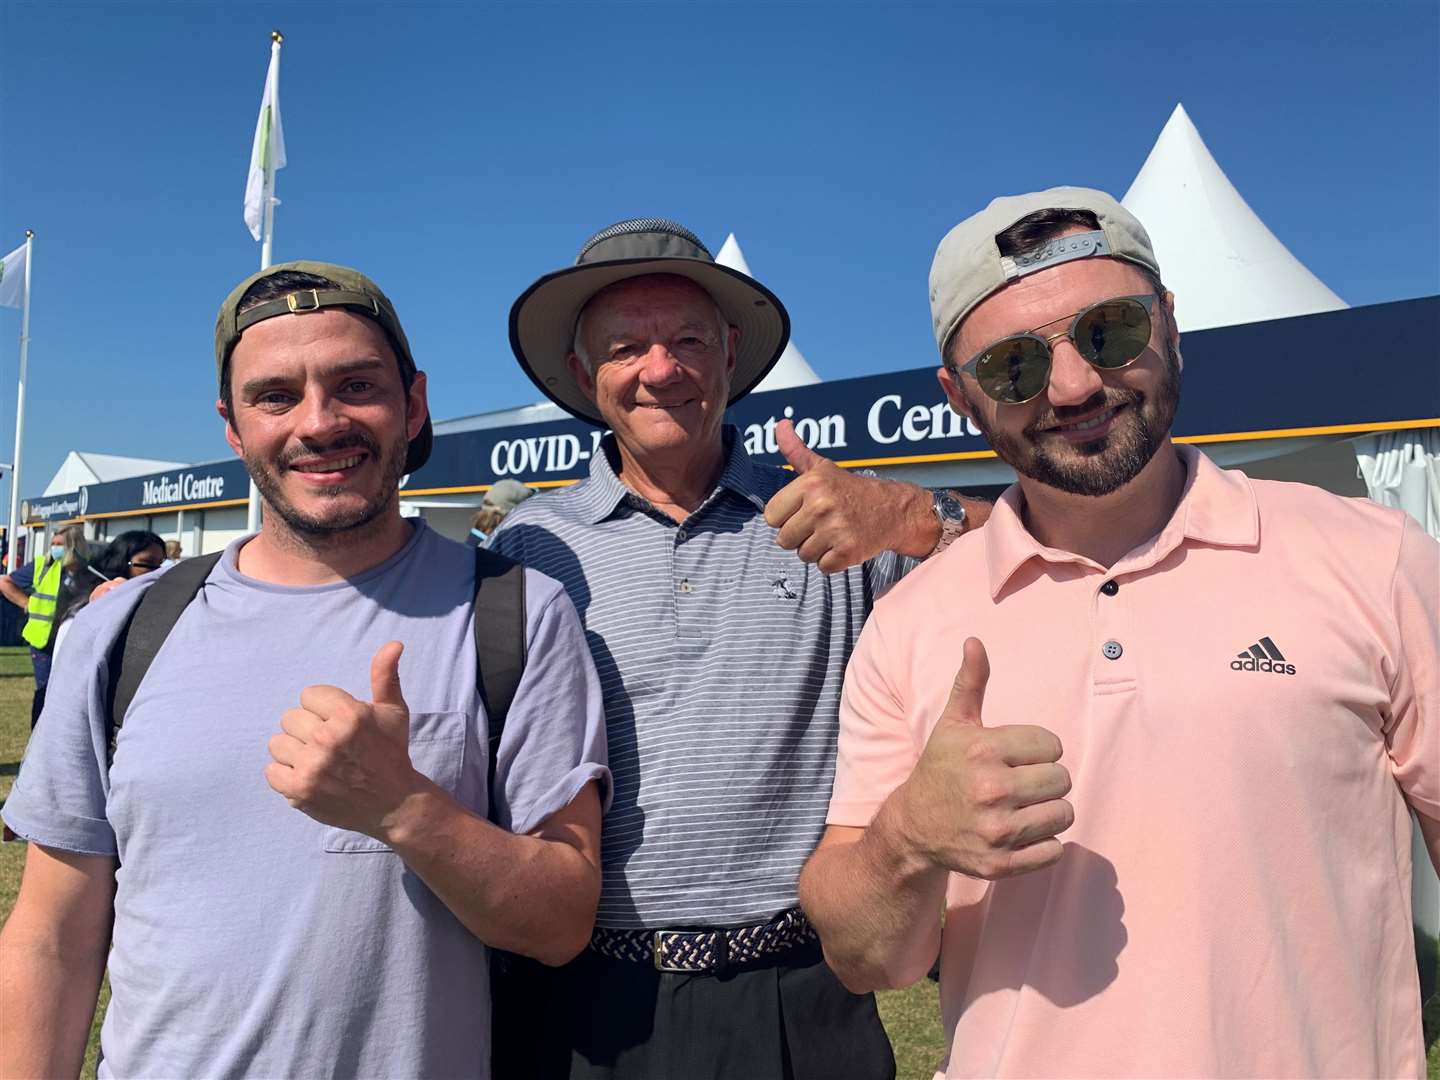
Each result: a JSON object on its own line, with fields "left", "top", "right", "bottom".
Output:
{"left": 509, "top": 218, "right": 791, "bottom": 425}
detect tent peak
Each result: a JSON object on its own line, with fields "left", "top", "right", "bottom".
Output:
{"left": 1121, "top": 103, "right": 1346, "bottom": 331}
{"left": 714, "top": 231, "right": 821, "bottom": 391}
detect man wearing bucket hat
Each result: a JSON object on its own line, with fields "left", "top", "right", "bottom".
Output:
{"left": 799, "top": 189, "right": 1440, "bottom": 1077}
{"left": 0, "top": 262, "right": 610, "bottom": 1079}
{"left": 492, "top": 219, "right": 988, "bottom": 1078}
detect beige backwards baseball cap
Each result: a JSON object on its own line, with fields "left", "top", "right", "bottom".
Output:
{"left": 214, "top": 260, "right": 432, "bottom": 473}
{"left": 929, "top": 186, "right": 1161, "bottom": 358}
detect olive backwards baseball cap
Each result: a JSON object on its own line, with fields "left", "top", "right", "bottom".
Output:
{"left": 929, "top": 186, "right": 1161, "bottom": 359}
{"left": 214, "top": 260, "right": 433, "bottom": 473}
{"left": 509, "top": 218, "right": 791, "bottom": 426}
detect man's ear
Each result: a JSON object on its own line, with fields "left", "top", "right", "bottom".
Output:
{"left": 1162, "top": 290, "right": 1182, "bottom": 371}
{"left": 1163, "top": 291, "right": 1180, "bottom": 345}
{"left": 219, "top": 398, "right": 244, "bottom": 458}
{"left": 937, "top": 364, "right": 976, "bottom": 424}
{"left": 725, "top": 324, "right": 740, "bottom": 376}
{"left": 566, "top": 353, "right": 598, "bottom": 404}
{"left": 406, "top": 371, "right": 429, "bottom": 442}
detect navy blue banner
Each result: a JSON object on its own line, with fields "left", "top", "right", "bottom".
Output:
{"left": 25, "top": 460, "right": 253, "bottom": 522}
{"left": 404, "top": 297, "right": 1440, "bottom": 492}
{"left": 82, "top": 459, "right": 251, "bottom": 517}
{"left": 25, "top": 297, "right": 1440, "bottom": 513}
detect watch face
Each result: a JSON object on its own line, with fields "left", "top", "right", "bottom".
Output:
{"left": 934, "top": 490, "right": 966, "bottom": 522}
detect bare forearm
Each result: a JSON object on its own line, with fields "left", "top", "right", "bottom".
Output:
{"left": 0, "top": 578, "right": 30, "bottom": 611}
{"left": 890, "top": 487, "right": 991, "bottom": 559}
{"left": 383, "top": 786, "right": 599, "bottom": 965}
{"left": 799, "top": 796, "right": 948, "bottom": 993}
{"left": 0, "top": 930, "right": 107, "bottom": 1079}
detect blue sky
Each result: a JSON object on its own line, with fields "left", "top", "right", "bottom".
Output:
{"left": 1, "top": 1, "right": 1436, "bottom": 505}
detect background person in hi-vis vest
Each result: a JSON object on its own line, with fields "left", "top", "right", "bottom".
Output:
{"left": 0, "top": 523, "right": 91, "bottom": 726}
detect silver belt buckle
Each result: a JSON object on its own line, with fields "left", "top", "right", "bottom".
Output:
{"left": 653, "top": 930, "right": 686, "bottom": 973}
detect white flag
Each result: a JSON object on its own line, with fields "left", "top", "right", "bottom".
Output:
{"left": 242, "top": 48, "right": 286, "bottom": 242}
{"left": 0, "top": 243, "right": 26, "bottom": 309}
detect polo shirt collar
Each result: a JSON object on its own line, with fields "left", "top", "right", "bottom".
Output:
{"left": 574, "top": 426, "right": 765, "bottom": 525}
{"left": 984, "top": 443, "right": 1260, "bottom": 599}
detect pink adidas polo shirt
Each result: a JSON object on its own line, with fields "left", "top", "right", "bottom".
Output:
{"left": 829, "top": 445, "right": 1439, "bottom": 1078}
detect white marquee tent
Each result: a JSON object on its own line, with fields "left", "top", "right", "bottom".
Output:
{"left": 42, "top": 451, "right": 186, "bottom": 497}
{"left": 1121, "top": 103, "right": 1348, "bottom": 332}
{"left": 715, "top": 234, "right": 821, "bottom": 393}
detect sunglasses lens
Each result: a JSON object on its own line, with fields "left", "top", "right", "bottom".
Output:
{"left": 974, "top": 337, "right": 1051, "bottom": 404}
{"left": 1075, "top": 298, "right": 1152, "bottom": 369}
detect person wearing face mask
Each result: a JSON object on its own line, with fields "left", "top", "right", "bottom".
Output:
{"left": 0, "top": 523, "right": 93, "bottom": 727}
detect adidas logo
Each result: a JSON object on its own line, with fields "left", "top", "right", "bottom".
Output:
{"left": 1230, "top": 636, "right": 1297, "bottom": 675}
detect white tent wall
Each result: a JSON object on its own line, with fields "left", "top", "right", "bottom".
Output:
{"left": 1353, "top": 430, "right": 1440, "bottom": 937}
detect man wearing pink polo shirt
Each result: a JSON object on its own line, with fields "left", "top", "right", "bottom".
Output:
{"left": 799, "top": 187, "right": 1440, "bottom": 1078}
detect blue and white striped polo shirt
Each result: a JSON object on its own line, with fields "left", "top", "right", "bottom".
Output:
{"left": 491, "top": 429, "right": 907, "bottom": 929}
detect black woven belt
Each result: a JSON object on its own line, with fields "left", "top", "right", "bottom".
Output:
{"left": 590, "top": 908, "right": 817, "bottom": 974}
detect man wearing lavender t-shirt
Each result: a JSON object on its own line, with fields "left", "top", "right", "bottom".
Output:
{"left": 0, "top": 262, "right": 609, "bottom": 1079}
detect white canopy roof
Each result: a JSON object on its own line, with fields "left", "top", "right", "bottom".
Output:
{"left": 42, "top": 450, "right": 187, "bottom": 496}
{"left": 1121, "top": 104, "right": 1347, "bottom": 332}
{"left": 715, "top": 234, "right": 821, "bottom": 390}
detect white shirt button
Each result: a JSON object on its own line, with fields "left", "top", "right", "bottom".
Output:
{"left": 1102, "top": 640, "right": 1123, "bottom": 660}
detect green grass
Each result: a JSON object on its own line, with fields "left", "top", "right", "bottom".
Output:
{"left": 0, "top": 640, "right": 1433, "bottom": 1079}
{"left": 877, "top": 978, "right": 945, "bottom": 1078}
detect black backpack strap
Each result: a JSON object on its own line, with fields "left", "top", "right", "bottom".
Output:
{"left": 473, "top": 547, "right": 527, "bottom": 821}
{"left": 106, "top": 552, "right": 224, "bottom": 763}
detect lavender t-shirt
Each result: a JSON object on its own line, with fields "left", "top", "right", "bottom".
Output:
{"left": 3, "top": 521, "right": 609, "bottom": 1080}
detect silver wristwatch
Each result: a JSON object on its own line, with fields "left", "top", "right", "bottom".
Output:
{"left": 928, "top": 489, "right": 968, "bottom": 557}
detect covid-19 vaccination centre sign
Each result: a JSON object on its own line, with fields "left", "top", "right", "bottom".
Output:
{"left": 399, "top": 297, "right": 1439, "bottom": 495}
{"left": 20, "top": 295, "right": 1440, "bottom": 523}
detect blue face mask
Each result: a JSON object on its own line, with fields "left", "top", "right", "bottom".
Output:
{"left": 49, "top": 544, "right": 65, "bottom": 560}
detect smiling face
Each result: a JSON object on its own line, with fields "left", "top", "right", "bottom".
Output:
{"left": 219, "top": 308, "right": 428, "bottom": 537}
{"left": 567, "top": 274, "right": 738, "bottom": 463}
{"left": 939, "top": 248, "right": 1181, "bottom": 498}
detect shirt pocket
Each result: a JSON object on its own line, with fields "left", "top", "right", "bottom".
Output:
{"left": 321, "top": 710, "right": 468, "bottom": 854}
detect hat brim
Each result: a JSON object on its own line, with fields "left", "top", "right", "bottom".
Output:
{"left": 509, "top": 258, "right": 791, "bottom": 426}
{"left": 403, "top": 414, "right": 434, "bottom": 474}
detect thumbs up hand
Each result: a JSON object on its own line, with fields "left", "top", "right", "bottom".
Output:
{"left": 264, "top": 642, "right": 431, "bottom": 839}
{"left": 763, "top": 419, "right": 948, "bottom": 573}
{"left": 896, "top": 638, "right": 1073, "bottom": 879}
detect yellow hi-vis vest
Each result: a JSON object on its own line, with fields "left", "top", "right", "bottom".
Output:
{"left": 21, "top": 557, "right": 64, "bottom": 649}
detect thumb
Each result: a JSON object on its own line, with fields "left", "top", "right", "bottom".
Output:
{"left": 776, "top": 419, "right": 826, "bottom": 474}
{"left": 939, "top": 637, "right": 989, "bottom": 728}
{"left": 369, "top": 641, "right": 408, "bottom": 712}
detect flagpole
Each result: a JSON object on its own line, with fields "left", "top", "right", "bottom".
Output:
{"left": 5, "top": 231, "right": 34, "bottom": 571}
{"left": 247, "top": 29, "right": 282, "bottom": 534}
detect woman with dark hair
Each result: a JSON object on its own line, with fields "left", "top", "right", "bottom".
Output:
{"left": 51, "top": 531, "right": 166, "bottom": 658}
{"left": 90, "top": 530, "right": 167, "bottom": 586}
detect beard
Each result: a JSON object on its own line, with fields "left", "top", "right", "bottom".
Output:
{"left": 243, "top": 430, "right": 409, "bottom": 537}
{"left": 966, "top": 344, "right": 1182, "bottom": 498}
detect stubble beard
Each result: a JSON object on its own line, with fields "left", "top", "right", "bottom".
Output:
{"left": 244, "top": 430, "right": 410, "bottom": 541}
{"left": 966, "top": 345, "right": 1182, "bottom": 498}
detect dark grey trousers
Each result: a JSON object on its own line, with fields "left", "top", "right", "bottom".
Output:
{"left": 496, "top": 939, "right": 896, "bottom": 1080}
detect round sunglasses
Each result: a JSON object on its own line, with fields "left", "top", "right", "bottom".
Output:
{"left": 953, "top": 294, "right": 1160, "bottom": 405}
